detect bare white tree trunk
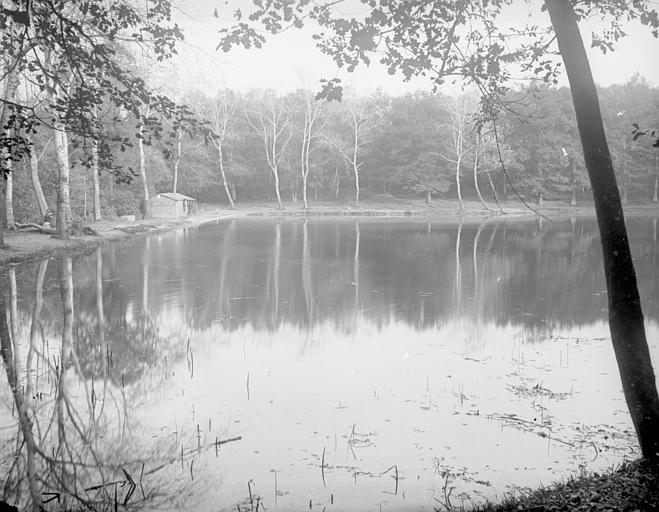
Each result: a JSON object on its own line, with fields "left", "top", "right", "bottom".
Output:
{"left": 53, "top": 122, "right": 72, "bottom": 237}
{"left": 455, "top": 153, "right": 463, "bottom": 210}
{"left": 30, "top": 146, "right": 49, "bottom": 221}
{"left": 473, "top": 135, "right": 490, "bottom": 210}
{"left": 5, "top": 168, "right": 15, "bottom": 229}
{"left": 441, "top": 94, "right": 476, "bottom": 212}
{"left": 271, "top": 124, "right": 283, "bottom": 209}
{"left": 138, "top": 104, "right": 150, "bottom": 218}
{"left": 300, "top": 93, "right": 324, "bottom": 209}
{"left": 210, "top": 92, "right": 237, "bottom": 209}
{"left": 2, "top": 67, "right": 20, "bottom": 232}
{"left": 244, "top": 95, "right": 292, "bottom": 210}
{"left": 328, "top": 100, "right": 378, "bottom": 208}
{"left": 92, "top": 139, "right": 102, "bottom": 220}
{"left": 218, "top": 146, "right": 235, "bottom": 209}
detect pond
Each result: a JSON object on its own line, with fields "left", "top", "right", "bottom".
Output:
{"left": 1, "top": 215, "right": 658, "bottom": 511}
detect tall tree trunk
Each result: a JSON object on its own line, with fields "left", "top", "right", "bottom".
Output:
{"left": 547, "top": 0, "right": 659, "bottom": 462}
{"left": 139, "top": 106, "right": 150, "bottom": 218}
{"left": 502, "top": 170, "right": 508, "bottom": 201}
{"left": 272, "top": 165, "right": 283, "bottom": 209}
{"left": 83, "top": 174, "right": 88, "bottom": 219}
{"left": 92, "top": 139, "right": 101, "bottom": 221}
{"left": 455, "top": 156, "right": 464, "bottom": 210}
{"left": 352, "top": 160, "right": 360, "bottom": 207}
{"left": 2, "top": 67, "right": 20, "bottom": 237}
{"left": 301, "top": 126, "right": 309, "bottom": 210}
{"left": 5, "top": 168, "right": 15, "bottom": 229}
{"left": 53, "top": 123, "right": 72, "bottom": 237}
{"left": 473, "top": 137, "right": 489, "bottom": 210}
{"left": 302, "top": 171, "right": 309, "bottom": 209}
{"left": 486, "top": 172, "right": 504, "bottom": 213}
{"left": 352, "top": 126, "right": 360, "bottom": 207}
{"left": 218, "top": 146, "right": 235, "bottom": 209}
{"left": 30, "top": 150, "right": 49, "bottom": 221}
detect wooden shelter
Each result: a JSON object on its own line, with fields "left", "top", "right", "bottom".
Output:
{"left": 149, "top": 192, "right": 196, "bottom": 218}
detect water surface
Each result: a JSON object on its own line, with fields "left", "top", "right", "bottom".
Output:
{"left": 1, "top": 216, "right": 658, "bottom": 511}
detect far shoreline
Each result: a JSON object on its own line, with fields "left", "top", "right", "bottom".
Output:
{"left": 1, "top": 198, "right": 657, "bottom": 268}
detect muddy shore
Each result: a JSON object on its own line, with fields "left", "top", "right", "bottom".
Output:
{"left": 1, "top": 199, "right": 657, "bottom": 267}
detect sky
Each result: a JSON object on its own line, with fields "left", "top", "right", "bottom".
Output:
{"left": 164, "top": 0, "right": 659, "bottom": 97}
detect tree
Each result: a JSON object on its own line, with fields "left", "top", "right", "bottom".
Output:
{"left": 547, "top": 0, "right": 659, "bottom": 461}
{"left": 601, "top": 77, "right": 658, "bottom": 204}
{"left": 209, "top": 91, "right": 239, "bottom": 208}
{"left": 440, "top": 94, "right": 478, "bottom": 210}
{"left": 375, "top": 92, "right": 451, "bottom": 203}
{"left": 326, "top": 96, "right": 380, "bottom": 206}
{"left": 1, "top": 0, "right": 190, "bottom": 234}
{"left": 244, "top": 92, "right": 292, "bottom": 209}
{"left": 27, "top": 134, "right": 51, "bottom": 221}
{"left": 1, "top": 60, "right": 20, "bottom": 232}
{"left": 219, "top": 0, "right": 659, "bottom": 461}
{"left": 295, "top": 90, "right": 325, "bottom": 209}
{"left": 502, "top": 85, "right": 585, "bottom": 206}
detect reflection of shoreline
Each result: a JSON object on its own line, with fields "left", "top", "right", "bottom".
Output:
{"left": 7, "top": 217, "right": 659, "bottom": 343}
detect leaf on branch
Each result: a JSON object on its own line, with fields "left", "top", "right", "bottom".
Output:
{"left": 315, "top": 78, "right": 343, "bottom": 102}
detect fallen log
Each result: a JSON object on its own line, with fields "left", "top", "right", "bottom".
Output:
{"left": 16, "top": 222, "right": 56, "bottom": 234}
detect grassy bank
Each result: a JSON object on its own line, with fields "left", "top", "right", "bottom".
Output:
{"left": 472, "top": 460, "right": 659, "bottom": 512}
{"left": 0, "top": 211, "right": 230, "bottom": 267}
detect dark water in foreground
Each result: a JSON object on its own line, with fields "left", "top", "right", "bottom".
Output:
{"left": 1, "top": 216, "right": 659, "bottom": 511}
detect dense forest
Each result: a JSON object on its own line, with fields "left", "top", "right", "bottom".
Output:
{"left": 4, "top": 77, "right": 659, "bottom": 225}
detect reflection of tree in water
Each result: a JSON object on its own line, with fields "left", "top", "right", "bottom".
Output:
{"left": 74, "top": 247, "right": 171, "bottom": 387}
{"left": 58, "top": 218, "right": 659, "bottom": 340}
{"left": 0, "top": 256, "right": 198, "bottom": 511}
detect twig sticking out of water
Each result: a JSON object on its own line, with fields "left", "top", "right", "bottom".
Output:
{"left": 139, "top": 462, "right": 145, "bottom": 499}
{"left": 145, "top": 436, "right": 243, "bottom": 477}
{"left": 321, "top": 447, "right": 326, "bottom": 487}
{"left": 382, "top": 465, "right": 399, "bottom": 495}
{"left": 186, "top": 338, "right": 194, "bottom": 378}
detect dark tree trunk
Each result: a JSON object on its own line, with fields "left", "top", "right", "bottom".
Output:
{"left": 547, "top": 0, "right": 659, "bottom": 462}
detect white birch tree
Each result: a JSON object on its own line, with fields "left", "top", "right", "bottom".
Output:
{"left": 209, "top": 91, "right": 238, "bottom": 209}
{"left": 244, "top": 93, "right": 292, "bottom": 209}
